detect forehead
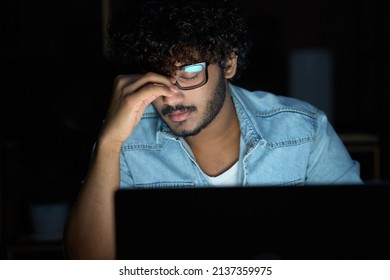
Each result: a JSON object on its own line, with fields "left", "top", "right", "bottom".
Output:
{"left": 174, "top": 58, "right": 201, "bottom": 66}
{"left": 161, "top": 43, "right": 218, "bottom": 74}
{"left": 160, "top": 50, "right": 215, "bottom": 75}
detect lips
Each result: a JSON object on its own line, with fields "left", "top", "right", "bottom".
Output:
{"left": 168, "top": 110, "right": 191, "bottom": 123}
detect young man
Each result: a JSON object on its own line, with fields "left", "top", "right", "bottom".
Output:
{"left": 64, "top": 0, "right": 362, "bottom": 259}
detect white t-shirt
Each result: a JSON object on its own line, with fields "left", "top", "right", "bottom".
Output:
{"left": 204, "top": 161, "right": 239, "bottom": 187}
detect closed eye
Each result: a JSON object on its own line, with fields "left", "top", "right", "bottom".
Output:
{"left": 178, "top": 73, "right": 200, "bottom": 81}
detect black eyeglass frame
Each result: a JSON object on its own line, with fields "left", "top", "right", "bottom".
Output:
{"left": 173, "top": 62, "right": 209, "bottom": 90}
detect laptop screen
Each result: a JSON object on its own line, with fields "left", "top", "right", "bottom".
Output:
{"left": 115, "top": 184, "right": 390, "bottom": 260}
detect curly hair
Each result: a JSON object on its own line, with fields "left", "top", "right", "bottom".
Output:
{"left": 106, "top": 0, "right": 252, "bottom": 81}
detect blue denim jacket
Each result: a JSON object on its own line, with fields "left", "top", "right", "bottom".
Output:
{"left": 119, "top": 84, "right": 362, "bottom": 188}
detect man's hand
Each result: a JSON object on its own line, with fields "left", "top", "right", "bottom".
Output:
{"left": 99, "top": 73, "right": 177, "bottom": 147}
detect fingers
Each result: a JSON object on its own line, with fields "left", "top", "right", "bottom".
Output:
{"left": 114, "top": 72, "right": 176, "bottom": 99}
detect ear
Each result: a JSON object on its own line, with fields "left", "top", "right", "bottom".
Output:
{"left": 224, "top": 52, "right": 238, "bottom": 79}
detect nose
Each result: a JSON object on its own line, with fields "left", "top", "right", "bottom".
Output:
{"left": 163, "top": 85, "right": 184, "bottom": 106}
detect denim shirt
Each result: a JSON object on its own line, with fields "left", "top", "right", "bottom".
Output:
{"left": 119, "top": 84, "right": 362, "bottom": 188}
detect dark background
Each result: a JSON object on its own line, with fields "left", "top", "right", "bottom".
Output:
{"left": 1, "top": 0, "right": 389, "bottom": 259}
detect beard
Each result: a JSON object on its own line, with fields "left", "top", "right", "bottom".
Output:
{"left": 162, "top": 71, "right": 227, "bottom": 137}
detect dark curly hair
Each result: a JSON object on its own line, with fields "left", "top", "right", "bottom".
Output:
{"left": 106, "top": 0, "right": 252, "bottom": 81}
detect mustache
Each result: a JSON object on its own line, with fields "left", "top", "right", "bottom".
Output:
{"left": 161, "top": 104, "right": 197, "bottom": 116}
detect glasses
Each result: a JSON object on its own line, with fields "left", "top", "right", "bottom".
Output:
{"left": 173, "top": 62, "right": 209, "bottom": 90}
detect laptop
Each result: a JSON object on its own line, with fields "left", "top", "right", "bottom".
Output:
{"left": 115, "top": 184, "right": 390, "bottom": 260}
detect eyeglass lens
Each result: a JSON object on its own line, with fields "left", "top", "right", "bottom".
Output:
{"left": 174, "top": 62, "right": 207, "bottom": 90}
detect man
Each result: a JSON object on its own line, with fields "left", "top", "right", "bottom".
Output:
{"left": 64, "top": 0, "right": 362, "bottom": 259}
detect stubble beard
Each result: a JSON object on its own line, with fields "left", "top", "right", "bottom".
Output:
{"left": 165, "top": 72, "right": 227, "bottom": 137}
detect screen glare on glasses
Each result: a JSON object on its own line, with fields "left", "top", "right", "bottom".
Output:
{"left": 174, "top": 62, "right": 208, "bottom": 90}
